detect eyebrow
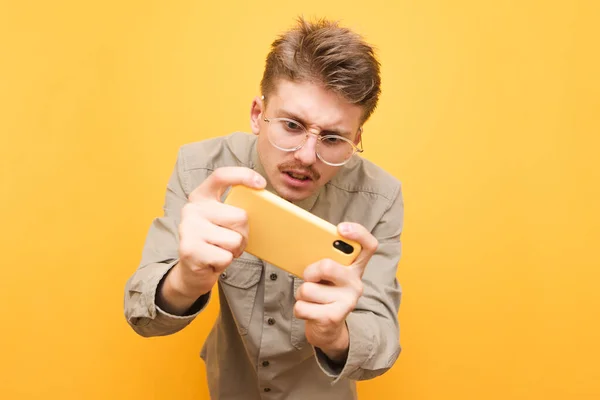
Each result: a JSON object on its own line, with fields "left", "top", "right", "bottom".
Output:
{"left": 276, "top": 109, "right": 352, "bottom": 138}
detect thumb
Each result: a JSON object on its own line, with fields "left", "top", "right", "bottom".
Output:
{"left": 338, "top": 222, "right": 378, "bottom": 276}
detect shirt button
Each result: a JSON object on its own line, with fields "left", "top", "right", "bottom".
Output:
{"left": 220, "top": 272, "right": 227, "bottom": 279}
{"left": 267, "top": 317, "right": 275, "bottom": 325}
{"left": 264, "top": 388, "right": 271, "bottom": 392}
{"left": 262, "top": 360, "right": 270, "bottom": 367}
{"left": 269, "top": 273, "right": 278, "bottom": 281}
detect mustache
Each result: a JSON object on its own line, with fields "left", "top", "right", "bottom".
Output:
{"left": 278, "top": 161, "right": 321, "bottom": 181}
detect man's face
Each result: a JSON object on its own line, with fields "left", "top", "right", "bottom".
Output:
{"left": 250, "top": 79, "right": 364, "bottom": 202}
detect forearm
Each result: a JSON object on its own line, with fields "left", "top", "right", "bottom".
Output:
{"left": 316, "top": 181, "right": 404, "bottom": 380}
{"left": 317, "top": 322, "right": 350, "bottom": 363}
{"left": 315, "top": 311, "right": 400, "bottom": 382}
{"left": 124, "top": 146, "right": 212, "bottom": 337}
{"left": 124, "top": 261, "right": 210, "bottom": 337}
{"left": 156, "top": 262, "right": 208, "bottom": 316}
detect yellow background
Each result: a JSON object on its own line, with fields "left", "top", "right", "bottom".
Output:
{"left": 1, "top": 1, "right": 598, "bottom": 399}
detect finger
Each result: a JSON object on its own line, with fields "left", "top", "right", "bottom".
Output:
{"left": 206, "top": 203, "right": 249, "bottom": 236}
{"left": 189, "top": 167, "right": 266, "bottom": 202}
{"left": 179, "top": 240, "right": 233, "bottom": 273}
{"left": 201, "top": 223, "right": 246, "bottom": 258}
{"left": 200, "top": 243, "right": 234, "bottom": 273}
{"left": 295, "top": 282, "right": 341, "bottom": 304}
{"left": 303, "top": 259, "right": 352, "bottom": 287}
{"left": 293, "top": 300, "right": 328, "bottom": 321}
{"left": 185, "top": 201, "right": 249, "bottom": 234}
{"left": 337, "top": 222, "right": 378, "bottom": 272}
{"left": 293, "top": 301, "right": 345, "bottom": 326}
{"left": 180, "top": 204, "right": 248, "bottom": 258}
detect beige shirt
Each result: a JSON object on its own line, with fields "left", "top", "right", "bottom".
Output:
{"left": 124, "top": 132, "right": 404, "bottom": 399}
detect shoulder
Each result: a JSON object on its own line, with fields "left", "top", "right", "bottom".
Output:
{"left": 317, "top": 156, "right": 403, "bottom": 233}
{"left": 328, "top": 156, "right": 403, "bottom": 205}
{"left": 177, "top": 132, "right": 256, "bottom": 172}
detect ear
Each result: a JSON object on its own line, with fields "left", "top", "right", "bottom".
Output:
{"left": 354, "top": 127, "right": 363, "bottom": 145}
{"left": 250, "top": 95, "right": 264, "bottom": 135}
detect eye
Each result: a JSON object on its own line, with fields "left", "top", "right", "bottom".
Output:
{"left": 284, "top": 120, "right": 303, "bottom": 131}
{"left": 322, "top": 135, "right": 344, "bottom": 145}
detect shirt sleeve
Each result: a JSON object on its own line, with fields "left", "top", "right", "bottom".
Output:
{"left": 123, "top": 147, "right": 211, "bottom": 337}
{"left": 314, "top": 183, "right": 404, "bottom": 383}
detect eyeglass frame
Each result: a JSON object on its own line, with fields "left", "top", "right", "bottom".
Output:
{"left": 262, "top": 115, "right": 364, "bottom": 166}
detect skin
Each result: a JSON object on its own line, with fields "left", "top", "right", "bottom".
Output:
{"left": 157, "top": 79, "right": 379, "bottom": 364}
{"left": 250, "top": 79, "right": 363, "bottom": 203}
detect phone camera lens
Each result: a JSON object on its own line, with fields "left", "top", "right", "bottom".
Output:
{"left": 333, "top": 240, "right": 354, "bottom": 255}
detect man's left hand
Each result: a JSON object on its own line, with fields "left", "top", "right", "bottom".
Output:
{"left": 293, "top": 222, "right": 379, "bottom": 363}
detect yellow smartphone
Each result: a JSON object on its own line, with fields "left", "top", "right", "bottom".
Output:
{"left": 223, "top": 184, "right": 361, "bottom": 277}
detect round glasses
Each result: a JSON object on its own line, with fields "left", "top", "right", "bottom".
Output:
{"left": 263, "top": 116, "right": 363, "bottom": 166}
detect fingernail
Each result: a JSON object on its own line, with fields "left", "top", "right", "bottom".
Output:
{"left": 254, "top": 175, "right": 266, "bottom": 187}
{"left": 340, "top": 223, "right": 352, "bottom": 234}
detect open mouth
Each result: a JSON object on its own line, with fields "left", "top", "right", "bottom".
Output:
{"left": 285, "top": 171, "right": 311, "bottom": 181}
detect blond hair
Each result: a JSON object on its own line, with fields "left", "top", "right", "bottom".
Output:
{"left": 260, "top": 17, "right": 381, "bottom": 123}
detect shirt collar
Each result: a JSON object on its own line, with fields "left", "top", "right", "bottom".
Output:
{"left": 250, "top": 137, "right": 323, "bottom": 212}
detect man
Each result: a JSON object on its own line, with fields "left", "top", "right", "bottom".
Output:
{"left": 124, "top": 16, "right": 404, "bottom": 399}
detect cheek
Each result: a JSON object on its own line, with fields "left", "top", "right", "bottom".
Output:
{"left": 257, "top": 136, "right": 283, "bottom": 169}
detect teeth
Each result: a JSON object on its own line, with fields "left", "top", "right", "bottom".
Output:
{"left": 288, "top": 172, "right": 308, "bottom": 180}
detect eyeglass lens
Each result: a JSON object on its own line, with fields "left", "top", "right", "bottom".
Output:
{"left": 268, "top": 119, "right": 355, "bottom": 165}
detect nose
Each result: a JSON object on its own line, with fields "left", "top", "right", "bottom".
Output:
{"left": 293, "top": 133, "right": 318, "bottom": 165}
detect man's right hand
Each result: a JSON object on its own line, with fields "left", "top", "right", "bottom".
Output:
{"left": 157, "top": 166, "right": 267, "bottom": 315}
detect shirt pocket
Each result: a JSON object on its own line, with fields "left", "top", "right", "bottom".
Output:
{"left": 291, "top": 277, "right": 308, "bottom": 350}
{"left": 219, "top": 253, "right": 264, "bottom": 336}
